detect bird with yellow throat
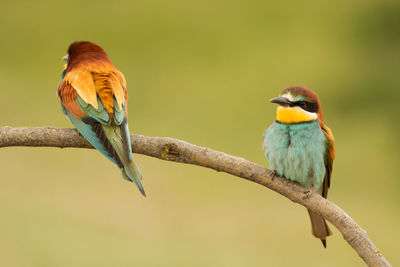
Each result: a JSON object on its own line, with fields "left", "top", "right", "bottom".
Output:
{"left": 263, "top": 86, "right": 335, "bottom": 247}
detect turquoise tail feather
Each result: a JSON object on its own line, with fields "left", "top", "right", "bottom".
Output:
{"left": 62, "top": 105, "right": 145, "bottom": 196}
{"left": 120, "top": 161, "right": 145, "bottom": 196}
{"left": 102, "top": 123, "right": 145, "bottom": 197}
{"left": 62, "top": 105, "right": 120, "bottom": 166}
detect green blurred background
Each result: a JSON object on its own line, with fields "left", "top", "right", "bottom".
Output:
{"left": 0, "top": 0, "right": 399, "bottom": 266}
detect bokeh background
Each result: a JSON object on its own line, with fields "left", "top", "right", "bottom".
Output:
{"left": 0, "top": 0, "right": 399, "bottom": 266}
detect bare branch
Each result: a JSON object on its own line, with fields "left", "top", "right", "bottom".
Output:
{"left": 0, "top": 126, "right": 391, "bottom": 267}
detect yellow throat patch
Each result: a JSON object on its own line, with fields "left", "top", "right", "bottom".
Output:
{"left": 276, "top": 106, "right": 317, "bottom": 123}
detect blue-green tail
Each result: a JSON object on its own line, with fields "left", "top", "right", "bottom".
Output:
{"left": 63, "top": 105, "right": 145, "bottom": 196}
{"left": 102, "top": 124, "right": 145, "bottom": 196}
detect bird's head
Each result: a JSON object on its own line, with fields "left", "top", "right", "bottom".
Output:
{"left": 270, "top": 86, "right": 323, "bottom": 124}
{"left": 61, "top": 41, "right": 111, "bottom": 72}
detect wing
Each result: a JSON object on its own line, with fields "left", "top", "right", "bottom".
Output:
{"left": 321, "top": 124, "right": 335, "bottom": 198}
{"left": 58, "top": 66, "right": 132, "bottom": 163}
{"left": 90, "top": 70, "right": 132, "bottom": 162}
{"left": 59, "top": 63, "right": 128, "bottom": 122}
{"left": 61, "top": 61, "right": 127, "bottom": 118}
{"left": 63, "top": 68, "right": 98, "bottom": 109}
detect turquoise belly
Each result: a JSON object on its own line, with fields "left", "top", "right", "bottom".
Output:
{"left": 263, "top": 120, "right": 326, "bottom": 191}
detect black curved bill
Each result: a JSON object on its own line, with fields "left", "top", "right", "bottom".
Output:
{"left": 269, "top": 96, "right": 293, "bottom": 107}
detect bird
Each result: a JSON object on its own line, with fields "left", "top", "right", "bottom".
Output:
{"left": 263, "top": 86, "right": 335, "bottom": 247}
{"left": 57, "top": 41, "right": 145, "bottom": 196}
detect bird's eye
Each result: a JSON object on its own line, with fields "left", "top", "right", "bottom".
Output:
{"left": 300, "top": 101, "right": 307, "bottom": 108}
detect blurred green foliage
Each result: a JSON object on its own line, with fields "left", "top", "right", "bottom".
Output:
{"left": 0, "top": 0, "right": 399, "bottom": 266}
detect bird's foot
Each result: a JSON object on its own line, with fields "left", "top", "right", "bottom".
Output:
{"left": 271, "top": 170, "right": 277, "bottom": 180}
{"left": 302, "top": 186, "right": 316, "bottom": 200}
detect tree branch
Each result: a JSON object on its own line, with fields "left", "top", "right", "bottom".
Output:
{"left": 0, "top": 126, "right": 391, "bottom": 267}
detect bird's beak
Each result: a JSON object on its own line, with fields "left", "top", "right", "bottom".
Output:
{"left": 269, "top": 96, "right": 293, "bottom": 107}
{"left": 62, "top": 55, "right": 68, "bottom": 62}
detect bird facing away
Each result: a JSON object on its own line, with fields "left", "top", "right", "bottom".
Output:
{"left": 58, "top": 41, "right": 145, "bottom": 196}
{"left": 263, "top": 86, "right": 335, "bottom": 247}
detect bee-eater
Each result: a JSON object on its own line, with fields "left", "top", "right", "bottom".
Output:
{"left": 57, "top": 41, "right": 145, "bottom": 196}
{"left": 263, "top": 86, "right": 335, "bottom": 247}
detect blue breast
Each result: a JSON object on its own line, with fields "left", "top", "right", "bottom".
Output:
{"left": 263, "top": 120, "right": 326, "bottom": 191}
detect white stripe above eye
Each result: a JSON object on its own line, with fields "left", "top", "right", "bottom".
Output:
{"left": 281, "top": 92, "right": 294, "bottom": 101}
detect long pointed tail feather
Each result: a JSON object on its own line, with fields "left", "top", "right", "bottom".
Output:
{"left": 102, "top": 124, "right": 145, "bottom": 196}
{"left": 121, "top": 164, "right": 146, "bottom": 197}
{"left": 307, "top": 209, "right": 332, "bottom": 248}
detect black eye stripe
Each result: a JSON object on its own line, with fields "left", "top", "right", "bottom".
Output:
{"left": 292, "top": 101, "right": 319, "bottom": 113}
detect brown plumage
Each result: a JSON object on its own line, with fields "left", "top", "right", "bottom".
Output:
{"left": 58, "top": 82, "right": 87, "bottom": 118}
{"left": 311, "top": 123, "right": 334, "bottom": 247}
{"left": 57, "top": 41, "right": 145, "bottom": 195}
{"left": 59, "top": 41, "right": 126, "bottom": 117}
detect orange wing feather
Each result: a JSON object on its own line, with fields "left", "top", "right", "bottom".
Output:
{"left": 109, "top": 70, "right": 126, "bottom": 110}
{"left": 321, "top": 124, "right": 335, "bottom": 198}
{"left": 62, "top": 61, "right": 127, "bottom": 118}
{"left": 93, "top": 73, "right": 115, "bottom": 115}
{"left": 123, "top": 78, "right": 128, "bottom": 115}
{"left": 63, "top": 69, "right": 98, "bottom": 109}
{"left": 58, "top": 81, "right": 87, "bottom": 118}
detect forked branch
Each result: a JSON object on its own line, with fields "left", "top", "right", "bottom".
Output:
{"left": 0, "top": 126, "right": 391, "bottom": 267}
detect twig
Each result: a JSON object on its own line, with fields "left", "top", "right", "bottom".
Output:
{"left": 0, "top": 126, "right": 391, "bottom": 267}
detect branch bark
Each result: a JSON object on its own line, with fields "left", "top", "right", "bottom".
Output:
{"left": 0, "top": 126, "right": 391, "bottom": 267}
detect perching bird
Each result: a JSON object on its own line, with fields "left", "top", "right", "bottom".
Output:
{"left": 263, "top": 86, "right": 335, "bottom": 247}
{"left": 57, "top": 41, "right": 145, "bottom": 196}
